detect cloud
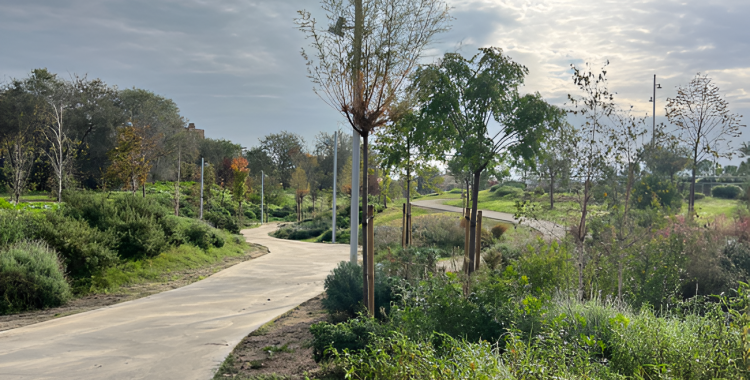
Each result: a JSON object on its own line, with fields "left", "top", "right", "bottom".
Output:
{"left": 1, "top": 0, "right": 747, "bottom": 163}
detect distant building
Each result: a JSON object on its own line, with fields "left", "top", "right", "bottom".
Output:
{"left": 186, "top": 123, "right": 205, "bottom": 139}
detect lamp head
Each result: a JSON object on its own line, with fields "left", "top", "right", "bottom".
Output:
{"left": 327, "top": 17, "right": 346, "bottom": 37}
{"left": 649, "top": 97, "right": 653, "bottom": 102}
{"left": 656, "top": 84, "right": 662, "bottom": 89}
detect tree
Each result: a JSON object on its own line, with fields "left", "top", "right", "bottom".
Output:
{"left": 0, "top": 82, "right": 47, "bottom": 204}
{"left": 538, "top": 120, "right": 576, "bottom": 209}
{"left": 567, "top": 61, "right": 618, "bottom": 299}
{"left": 199, "top": 138, "right": 242, "bottom": 167}
{"left": 413, "top": 47, "right": 559, "bottom": 274}
{"left": 297, "top": 0, "right": 451, "bottom": 313}
{"left": 666, "top": 73, "right": 745, "bottom": 215}
{"left": 258, "top": 132, "right": 305, "bottom": 189}
{"left": 106, "top": 126, "right": 157, "bottom": 194}
{"left": 291, "top": 167, "right": 310, "bottom": 222}
{"left": 231, "top": 157, "right": 250, "bottom": 225}
{"left": 644, "top": 143, "right": 691, "bottom": 182}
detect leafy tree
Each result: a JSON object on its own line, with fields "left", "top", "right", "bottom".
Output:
{"left": 538, "top": 120, "right": 576, "bottom": 209}
{"left": 106, "top": 126, "right": 157, "bottom": 194}
{"left": 666, "top": 73, "right": 745, "bottom": 215}
{"left": 259, "top": 132, "right": 305, "bottom": 189}
{"left": 199, "top": 138, "right": 242, "bottom": 167}
{"left": 644, "top": 143, "right": 691, "bottom": 182}
{"left": 412, "top": 47, "right": 559, "bottom": 273}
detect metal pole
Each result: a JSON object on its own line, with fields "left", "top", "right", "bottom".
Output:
{"left": 199, "top": 157, "right": 204, "bottom": 220}
{"left": 332, "top": 132, "right": 338, "bottom": 243}
{"left": 261, "top": 170, "right": 264, "bottom": 224}
{"left": 653, "top": 74, "right": 656, "bottom": 144}
{"left": 350, "top": 131, "right": 360, "bottom": 263}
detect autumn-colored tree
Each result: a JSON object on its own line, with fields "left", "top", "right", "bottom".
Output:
{"left": 291, "top": 167, "right": 309, "bottom": 222}
{"left": 231, "top": 157, "right": 250, "bottom": 225}
{"left": 106, "top": 126, "right": 157, "bottom": 194}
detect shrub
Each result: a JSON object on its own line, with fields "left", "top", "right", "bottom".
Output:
{"left": 633, "top": 175, "right": 682, "bottom": 210}
{"left": 693, "top": 192, "right": 705, "bottom": 200}
{"left": 36, "top": 212, "right": 119, "bottom": 277}
{"left": 515, "top": 240, "right": 576, "bottom": 297}
{"left": 449, "top": 188, "right": 463, "bottom": 194}
{"left": 0, "top": 241, "right": 71, "bottom": 314}
{"left": 489, "top": 184, "right": 500, "bottom": 192}
{"left": 112, "top": 211, "right": 168, "bottom": 259}
{"left": 205, "top": 211, "right": 240, "bottom": 234}
{"left": 184, "top": 220, "right": 224, "bottom": 250}
{"left": 0, "top": 210, "right": 37, "bottom": 247}
{"left": 492, "top": 186, "right": 524, "bottom": 198}
{"left": 0, "top": 198, "right": 13, "bottom": 209}
{"left": 712, "top": 184, "right": 742, "bottom": 199}
{"left": 491, "top": 223, "right": 508, "bottom": 239}
{"left": 373, "top": 225, "right": 402, "bottom": 251}
{"left": 322, "top": 261, "right": 395, "bottom": 319}
{"left": 411, "top": 214, "right": 464, "bottom": 249}
{"left": 534, "top": 187, "right": 545, "bottom": 196}
{"left": 310, "top": 316, "right": 384, "bottom": 362}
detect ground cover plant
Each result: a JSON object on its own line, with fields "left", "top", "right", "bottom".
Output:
{"left": 0, "top": 189, "right": 251, "bottom": 314}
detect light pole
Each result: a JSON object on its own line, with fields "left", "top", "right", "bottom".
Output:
{"left": 649, "top": 74, "right": 662, "bottom": 144}
{"left": 199, "top": 157, "right": 205, "bottom": 220}
{"left": 331, "top": 132, "right": 338, "bottom": 243}
{"left": 261, "top": 170, "right": 265, "bottom": 224}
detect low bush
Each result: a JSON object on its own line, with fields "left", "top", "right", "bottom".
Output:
{"left": 492, "top": 186, "right": 524, "bottom": 198}
{"left": 491, "top": 223, "right": 508, "bottom": 239}
{"left": 0, "top": 198, "right": 13, "bottom": 209}
{"left": 503, "top": 181, "right": 526, "bottom": 189}
{"left": 533, "top": 187, "right": 545, "bottom": 196}
{"left": 411, "top": 214, "right": 464, "bottom": 249}
{"left": 379, "top": 247, "right": 444, "bottom": 280}
{"left": 36, "top": 212, "right": 119, "bottom": 277}
{"left": 449, "top": 188, "right": 463, "bottom": 194}
{"left": 0, "top": 241, "right": 71, "bottom": 314}
{"left": 373, "top": 225, "right": 401, "bottom": 251}
{"left": 310, "top": 316, "right": 384, "bottom": 362}
{"left": 712, "top": 184, "right": 743, "bottom": 199}
{"left": 489, "top": 184, "right": 500, "bottom": 192}
{"left": 692, "top": 192, "right": 706, "bottom": 200}
{"left": 0, "top": 210, "right": 37, "bottom": 247}
{"left": 633, "top": 175, "right": 682, "bottom": 210}
{"left": 205, "top": 211, "right": 240, "bottom": 234}
{"left": 321, "top": 261, "right": 396, "bottom": 319}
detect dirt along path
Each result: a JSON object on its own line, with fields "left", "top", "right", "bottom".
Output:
{"left": 411, "top": 198, "right": 566, "bottom": 240}
{"left": 0, "top": 223, "right": 348, "bottom": 380}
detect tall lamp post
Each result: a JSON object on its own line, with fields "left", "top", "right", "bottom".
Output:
{"left": 199, "top": 157, "right": 205, "bottom": 220}
{"left": 261, "top": 170, "right": 265, "bottom": 224}
{"left": 331, "top": 132, "right": 338, "bottom": 243}
{"left": 649, "top": 75, "right": 662, "bottom": 144}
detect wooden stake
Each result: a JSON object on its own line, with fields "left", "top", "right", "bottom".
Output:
{"left": 367, "top": 205, "right": 375, "bottom": 315}
{"left": 464, "top": 208, "right": 470, "bottom": 275}
{"left": 401, "top": 203, "right": 406, "bottom": 248}
{"left": 407, "top": 203, "right": 413, "bottom": 246}
{"left": 475, "top": 211, "right": 482, "bottom": 271}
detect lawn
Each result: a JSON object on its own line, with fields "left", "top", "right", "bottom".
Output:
{"left": 684, "top": 196, "right": 741, "bottom": 221}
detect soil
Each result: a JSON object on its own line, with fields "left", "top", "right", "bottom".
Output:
{"left": 213, "top": 294, "right": 332, "bottom": 380}
{"left": 0, "top": 245, "right": 268, "bottom": 332}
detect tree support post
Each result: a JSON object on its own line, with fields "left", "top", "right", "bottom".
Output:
{"left": 367, "top": 205, "right": 375, "bottom": 315}
{"left": 463, "top": 208, "right": 470, "bottom": 274}
{"left": 401, "top": 203, "right": 407, "bottom": 248}
{"left": 474, "top": 211, "right": 482, "bottom": 271}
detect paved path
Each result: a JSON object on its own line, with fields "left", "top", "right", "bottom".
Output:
{"left": 411, "top": 198, "right": 566, "bottom": 239}
{"left": 0, "top": 224, "right": 348, "bottom": 380}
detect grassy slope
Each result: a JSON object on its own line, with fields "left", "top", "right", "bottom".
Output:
{"left": 90, "top": 231, "right": 253, "bottom": 292}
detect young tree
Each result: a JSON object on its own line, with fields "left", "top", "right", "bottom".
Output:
{"left": 297, "top": 0, "right": 451, "bottom": 312}
{"left": 106, "top": 126, "right": 157, "bottom": 194}
{"left": 538, "top": 120, "right": 576, "bottom": 209}
{"left": 0, "top": 84, "right": 47, "bottom": 204}
{"left": 259, "top": 132, "right": 305, "bottom": 189}
{"left": 291, "top": 167, "right": 310, "bottom": 222}
{"left": 413, "top": 47, "right": 560, "bottom": 273}
{"left": 231, "top": 157, "right": 250, "bottom": 225}
{"left": 666, "top": 74, "right": 745, "bottom": 215}
{"left": 567, "top": 62, "right": 617, "bottom": 299}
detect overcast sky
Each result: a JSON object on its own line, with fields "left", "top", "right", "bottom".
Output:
{"left": 1, "top": 0, "right": 748, "bottom": 164}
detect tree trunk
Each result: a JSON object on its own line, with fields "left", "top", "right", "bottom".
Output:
{"left": 577, "top": 179, "right": 591, "bottom": 300}
{"left": 549, "top": 170, "right": 555, "bottom": 209}
{"left": 689, "top": 162, "right": 697, "bottom": 216}
{"left": 468, "top": 170, "right": 482, "bottom": 274}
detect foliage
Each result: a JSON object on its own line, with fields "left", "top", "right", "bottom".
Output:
{"left": 322, "top": 261, "right": 396, "bottom": 319}
{"left": 0, "top": 209, "right": 37, "bottom": 247}
{"left": 712, "top": 184, "right": 743, "bottom": 199}
{"left": 492, "top": 186, "right": 524, "bottom": 198}
{"left": 310, "top": 316, "right": 384, "bottom": 362}
{"left": 105, "top": 125, "right": 157, "bottom": 193}
{"left": 632, "top": 174, "right": 682, "bottom": 210}
{"left": 205, "top": 210, "right": 240, "bottom": 234}
{"left": 0, "top": 240, "right": 71, "bottom": 314}
{"left": 411, "top": 213, "right": 465, "bottom": 249}
{"left": 491, "top": 224, "right": 508, "bottom": 239}
{"left": 36, "top": 211, "right": 119, "bottom": 278}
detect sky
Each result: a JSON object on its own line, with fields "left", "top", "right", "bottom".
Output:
{"left": 1, "top": 0, "right": 748, "bottom": 165}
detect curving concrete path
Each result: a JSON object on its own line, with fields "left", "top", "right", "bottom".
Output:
{"left": 411, "top": 198, "right": 566, "bottom": 240}
{"left": 0, "top": 224, "right": 348, "bottom": 380}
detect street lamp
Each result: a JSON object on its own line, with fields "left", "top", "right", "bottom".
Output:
{"left": 261, "top": 171, "right": 266, "bottom": 224}
{"left": 331, "top": 132, "right": 338, "bottom": 243}
{"left": 648, "top": 75, "right": 662, "bottom": 144}
{"left": 199, "top": 158, "right": 206, "bottom": 220}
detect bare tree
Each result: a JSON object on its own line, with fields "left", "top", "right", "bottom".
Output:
{"left": 297, "top": 0, "right": 450, "bottom": 313}
{"left": 43, "top": 85, "right": 77, "bottom": 203}
{"left": 666, "top": 73, "right": 745, "bottom": 215}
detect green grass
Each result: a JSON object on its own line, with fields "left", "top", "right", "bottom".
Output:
{"left": 374, "top": 199, "right": 436, "bottom": 226}
{"left": 682, "top": 196, "right": 740, "bottom": 221}
{"left": 89, "top": 231, "right": 252, "bottom": 292}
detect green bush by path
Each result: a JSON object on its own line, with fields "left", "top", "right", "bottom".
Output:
{"left": 492, "top": 186, "right": 524, "bottom": 198}
{"left": 712, "top": 184, "right": 743, "bottom": 199}
{"left": 321, "top": 261, "right": 395, "bottom": 319}
{"left": 0, "top": 241, "right": 71, "bottom": 314}
{"left": 633, "top": 174, "right": 682, "bottom": 210}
